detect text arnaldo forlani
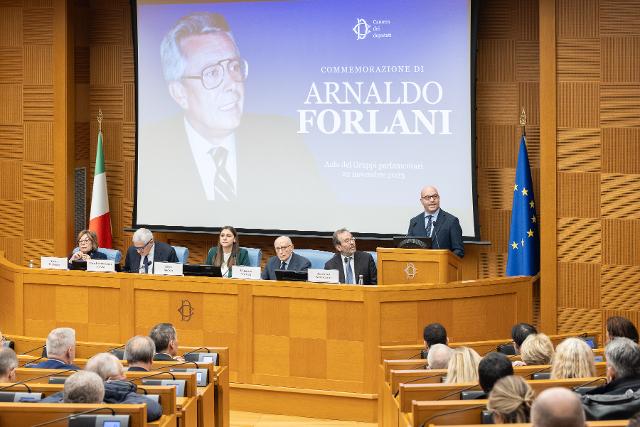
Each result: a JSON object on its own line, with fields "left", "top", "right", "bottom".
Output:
{"left": 297, "top": 81, "right": 452, "bottom": 135}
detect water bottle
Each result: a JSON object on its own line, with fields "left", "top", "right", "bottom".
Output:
{"left": 358, "top": 274, "right": 364, "bottom": 285}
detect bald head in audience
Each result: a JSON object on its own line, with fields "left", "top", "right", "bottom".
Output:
{"left": 0, "top": 348, "right": 18, "bottom": 382}
{"left": 63, "top": 371, "right": 105, "bottom": 403}
{"left": 86, "top": 352, "right": 126, "bottom": 381}
{"left": 124, "top": 335, "right": 155, "bottom": 371}
{"left": 427, "top": 343, "right": 453, "bottom": 369}
{"left": 531, "top": 387, "right": 585, "bottom": 427}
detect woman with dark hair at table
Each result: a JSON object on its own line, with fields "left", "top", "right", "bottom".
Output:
{"left": 69, "top": 230, "right": 107, "bottom": 263}
{"left": 205, "top": 226, "right": 249, "bottom": 277}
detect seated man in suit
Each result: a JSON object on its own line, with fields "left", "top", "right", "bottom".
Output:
{"left": 149, "top": 323, "right": 183, "bottom": 361}
{"left": 324, "top": 228, "right": 377, "bottom": 285}
{"left": 28, "top": 327, "right": 79, "bottom": 370}
{"left": 63, "top": 371, "right": 105, "bottom": 404}
{"left": 124, "top": 335, "right": 156, "bottom": 372}
{"left": 0, "top": 347, "right": 18, "bottom": 382}
{"left": 261, "top": 236, "right": 311, "bottom": 280}
{"left": 123, "top": 228, "right": 179, "bottom": 273}
{"left": 407, "top": 185, "right": 464, "bottom": 258}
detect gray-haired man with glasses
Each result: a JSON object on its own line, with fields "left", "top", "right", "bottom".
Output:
{"left": 160, "top": 12, "right": 248, "bottom": 201}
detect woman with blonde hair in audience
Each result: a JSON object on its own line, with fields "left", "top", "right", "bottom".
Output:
{"left": 445, "top": 346, "right": 481, "bottom": 384}
{"left": 550, "top": 337, "right": 596, "bottom": 379}
{"left": 519, "top": 333, "right": 555, "bottom": 365}
{"left": 487, "top": 375, "right": 534, "bottom": 423}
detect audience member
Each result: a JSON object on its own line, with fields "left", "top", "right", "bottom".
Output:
{"left": 550, "top": 337, "right": 596, "bottom": 379}
{"left": 511, "top": 323, "right": 537, "bottom": 354}
{"left": 423, "top": 323, "right": 448, "bottom": 351}
{"left": 487, "top": 375, "right": 534, "bottom": 424}
{"left": 427, "top": 344, "right": 453, "bottom": 370}
{"left": 445, "top": 346, "right": 481, "bottom": 384}
{"left": 124, "top": 335, "right": 155, "bottom": 371}
{"left": 63, "top": 371, "right": 105, "bottom": 404}
{"left": 606, "top": 316, "right": 639, "bottom": 344}
{"left": 29, "top": 327, "right": 79, "bottom": 370}
{"left": 587, "top": 337, "right": 640, "bottom": 395}
{"left": 0, "top": 347, "right": 18, "bottom": 382}
{"left": 149, "top": 323, "right": 183, "bottom": 361}
{"left": 87, "top": 353, "right": 162, "bottom": 421}
{"left": 520, "top": 333, "right": 554, "bottom": 366}
{"left": 479, "top": 352, "right": 514, "bottom": 394}
{"left": 531, "top": 387, "right": 586, "bottom": 427}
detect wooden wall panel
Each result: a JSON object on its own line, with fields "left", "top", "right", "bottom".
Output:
{"left": 557, "top": 262, "right": 600, "bottom": 309}
{"left": 24, "top": 121, "right": 53, "bottom": 163}
{"left": 601, "top": 37, "right": 640, "bottom": 83}
{"left": 0, "top": 201, "right": 23, "bottom": 237}
{"left": 599, "top": 1, "right": 640, "bottom": 36}
{"left": 557, "top": 172, "right": 600, "bottom": 218}
{"left": 557, "top": 128, "right": 600, "bottom": 172}
{"left": 0, "top": 48, "right": 22, "bottom": 82}
{"left": 602, "top": 128, "right": 640, "bottom": 174}
{"left": 0, "top": 84, "right": 23, "bottom": 124}
{"left": 602, "top": 219, "right": 640, "bottom": 266}
{"left": 601, "top": 265, "right": 640, "bottom": 310}
{"left": 0, "top": 161, "right": 22, "bottom": 200}
{"left": 557, "top": 0, "right": 599, "bottom": 38}
{"left": 600, "top": 84, "right": 640, "bottom": 127}
{"left": 557, "top": 82, "right": 599, "bottom": 128}
{"left": 23, "top": 163, "right": 54, "bottom": 200}
{"left": 557, "top": 218, "right": 601, "bottom": 263}
{"left": 601, "top": 174, "right": 640, "bottom": 220}
{"left": 557, "top": 39, "right": 600, "bottom": 81}
{"left": 23, "top": 7, "right": 53, "bottom": 44}
{"left": 0, "top": 7, "right": 23, "bottom": 47}
{"left": 557, "top": 308, "right": 601, "bottom": 333}
{"left": 23, "top": 86, "right": 54, "bottom": 121}
{"left": 0, "top": 125, "right": 24, "bottom": 160}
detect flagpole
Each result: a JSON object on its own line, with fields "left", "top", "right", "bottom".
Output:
{"left": 520, "top": 107, "right": 526, "bottom": 137}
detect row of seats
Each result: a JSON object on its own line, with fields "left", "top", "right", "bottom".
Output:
{"left": 75, "top": 246, "right": 379, "bottom": 269}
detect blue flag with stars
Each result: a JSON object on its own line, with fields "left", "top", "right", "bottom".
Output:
{"left": 506, "top": 136, "right": 539, "bottom": 276}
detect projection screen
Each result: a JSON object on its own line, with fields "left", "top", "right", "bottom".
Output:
{"left": 134, "top": 0, "right": 478, "bottom": 238}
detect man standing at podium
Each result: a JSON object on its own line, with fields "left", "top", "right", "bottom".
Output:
{"left": 407, "top": 186, "right": 464, "bottom": 258}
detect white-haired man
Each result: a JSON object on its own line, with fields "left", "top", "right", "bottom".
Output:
{"left": 28, "top": 327, "right": 79, "bottom": 370}
{"left": 123, "top": 228, "right": 178, "bottom": 273}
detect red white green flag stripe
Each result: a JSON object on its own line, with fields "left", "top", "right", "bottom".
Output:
{"left": 89, "top": 130, "right": 113, "bottom": 248}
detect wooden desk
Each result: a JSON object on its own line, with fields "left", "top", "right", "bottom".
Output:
{"left": 0, "top": 255, "right": 533, "bottom": 422}
{"left": 377, "top": 248, "right": 462, "bottom": 285}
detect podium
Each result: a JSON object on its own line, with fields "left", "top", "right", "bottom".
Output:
{"left": 376, "top": 248, "right": 462, "bottom": 285}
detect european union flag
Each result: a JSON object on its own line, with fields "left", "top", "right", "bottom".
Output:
{"left": 506, "top": 136, "right": 539, "bottom": 276}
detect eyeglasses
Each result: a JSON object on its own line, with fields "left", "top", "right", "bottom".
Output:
{"left": 275, "top": 244, "right": 292, "bottom": 252}
{"left": 182, "top": 57, "right": 248, "bottom": 90}
{"left": 341, "top": 238, "right": 356, "bottom": 244}
{"left": 135, "top": 240, "right": 153, "bottom": 253}
{"left": 421, "top": 194, "right": 440, "bottom": 201}
{"left": 78, "top": 238, "right": 92, "bottom": 244}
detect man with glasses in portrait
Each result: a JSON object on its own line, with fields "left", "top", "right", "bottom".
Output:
{"left": 141, "top": 11, "right": 326, "bottom": 220}
{"left": 123, "top": 228, "right": 178, "bottom": 273}
{"left": 324, "top": 228, "right": 377, "bottom": 285}
{"left": 407, "top": 185, "right": 464, "bottom": 257}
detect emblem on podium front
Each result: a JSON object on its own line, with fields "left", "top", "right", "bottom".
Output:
{"left": 178, "top": 299, "right": 194, "bottom": 321}
{"left": 404, "top": 263, "right": 417, "bottom": 280}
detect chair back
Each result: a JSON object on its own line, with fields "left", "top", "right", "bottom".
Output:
{"left": 367, "top": 250, "right": 378, "bottom": 266}
{"left": 96, "top": 248, "right": 122, "bottom": 263}
{"left": 243, "top": 247, "right": 262, "bottom": 267}
{"left": 172, "top": 246, "right": 189, "bottom": 264}
{"left": 295, "top": 249, "right": 335, "bottom": 269}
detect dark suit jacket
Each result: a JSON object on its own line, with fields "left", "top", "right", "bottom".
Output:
{"left": 123, "top": 241, "right": 178, "bottom": 273}
{"left": 29, "top": 359, "right": 79, "bottom": 370}
{"left": 324, "top": 251, "right": 377, "bottom": 285}
{"left": 407, "top": 209, "right": 465, "bottom": 258}
{"left": 138, "top": 114, "right": 333, "bottom": 228}
{"left": 153, "top": 352, "right": 174, "bottom": 361}
{"left": 586, "top": 376, "right": 640, "bottom": 395}
{"left": 127, "top": 366, "right": 149, "bottom": 372}
{"left": 261, "top": 252, "right": 312, "bottom": 280}
{"left": 205, "top": 247, "right": 250, "bottom": 277}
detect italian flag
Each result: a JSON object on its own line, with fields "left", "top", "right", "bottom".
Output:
{"left": 89, "top": 130, "right": 113, "bottom": 248}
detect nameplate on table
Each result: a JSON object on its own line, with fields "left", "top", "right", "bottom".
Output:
{"left": 308, "top": 269, "right": 340, "bottom": 284}
{"left": 40, "top": 257, "right": 68, "bottom": 270}
{"left": 231, "top": 266, "right": 261, "bottom": 280}
{"left": 86, "top": 259, "right": 116, "bottom": 272}
{"left": 154, "top": 262, "right": 183, "bottom": 276}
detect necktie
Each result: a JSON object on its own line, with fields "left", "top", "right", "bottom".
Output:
{"left": 143, "top": 255, "right": 149, "bottom": 274}
{"left": 344, "top": 257, "right": 353, "bottom": 284}
{"left": 425, "top": 215, "right": 433, "bottom": 237}
{"left": 280, "top": 261, "right": 286, "bottom": 270}
{"left": 212, "top": 147, "right": 235, "bottom": 201}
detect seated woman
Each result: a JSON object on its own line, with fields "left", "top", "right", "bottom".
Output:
{"left": 487, "top": 375, "right": 534, "bottom": 424}
{"left": 205, "top": 226, "right": 250, "bottom": 277}
{"left": 519, "top": 333, "right": 555, "bottom": 366}
{"left": 606, "top": 315, "right": 639, "bottom": 344}
{"left": 69, "top": 230, "right": 107, "bottom": 263}
{"left": 445, "top": 346, "right": 481, "bottom": 384}
{"left": 550, "top": 337, "right": 596, "bottom": 379}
